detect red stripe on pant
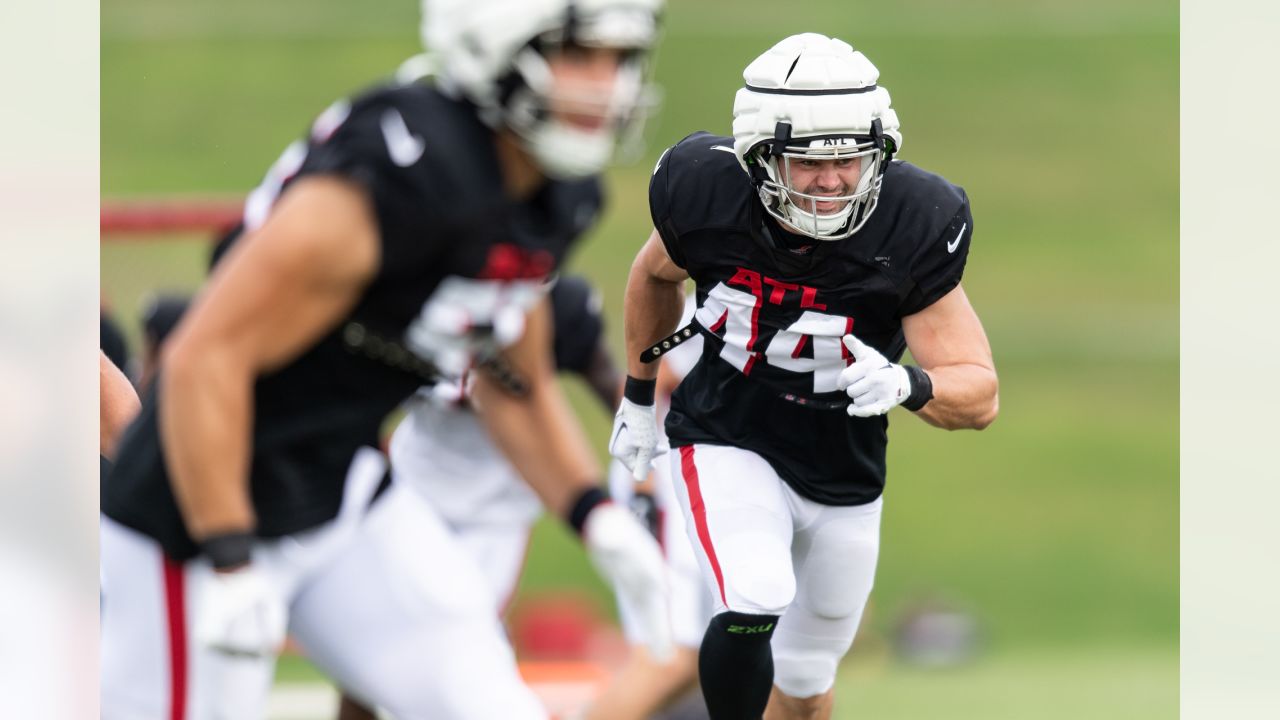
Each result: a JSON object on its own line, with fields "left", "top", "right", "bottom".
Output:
{"left": 162, "top": 557, "right": 187, "bottom": 720}
{"left": 679, "top": 445, "right": 727, "bottom": 606}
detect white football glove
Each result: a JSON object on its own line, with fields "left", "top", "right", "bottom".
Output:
{"left": 193, "top": 564, "right": 287, "bottom": 658}
{"left": 583, "top": 502, "right": 674, "bottom": 662}
{"left": 837, "top": 334, "right": 913, "bottom": 418}
{"left": 404, "top": 277, "right": 538, "bottom": 377}
{"left": 405, "top": 302, "right": 525, "bottom": 377}
{"left": 609, "top": 397, "right": 659, "bottom": 481}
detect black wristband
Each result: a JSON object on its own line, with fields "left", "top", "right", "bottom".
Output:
{"left": 901, "top": 365, "right": 934, "bottom": 412}
{"left": 566, "top": 486, "right": 609, "bottom": 537}
{"left": 623, "top": 376, "right": 656, "bottom": 406}
{"left": 199, "top": 531, "right": 255, "bottom": 570}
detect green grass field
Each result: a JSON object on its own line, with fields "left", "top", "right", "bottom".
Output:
{"left": 103, "top": 1, "right": 1178, "bottom": 716}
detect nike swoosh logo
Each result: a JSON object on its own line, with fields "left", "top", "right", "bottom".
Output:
{"left": 710, "top": 145, "right": 736, "bottom": 154}
{"left": 946, "top": 222, "right": 967, "bottom": 253}
{"left": 611, "top": 421, "right": 628, "bottom": 449}
{"left": 380, "top": 109, "right": 425, "bottom": 167}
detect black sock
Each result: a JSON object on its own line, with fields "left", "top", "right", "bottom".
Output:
{"left": 698, "top": 611, "right": 780, "bottom": 719}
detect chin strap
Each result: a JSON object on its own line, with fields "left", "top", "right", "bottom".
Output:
{"left": 870, "top": 117, "right": 895, "bottom": 170}
{"left": 771, "top": 121, "right": 792, "bottom": 158}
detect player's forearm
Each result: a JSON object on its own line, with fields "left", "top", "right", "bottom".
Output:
{"left": 157, "top": 342, "right": 256, "bottom": 538}
{"left": 912, "top": 363, "right": 998, "bottom": 430}
{"left": 474, "top": 373, "right": 602, "bottom": 517}
{"left": 624, "top": 264, "right": 684, "bottom": 381}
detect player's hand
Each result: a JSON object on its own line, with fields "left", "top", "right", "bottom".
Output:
{"left": 583, "top": 503, "right": 674, "bottom": 662}
{"left": 405, "top": 303, "right": 525, "bottom": 377}
{"left": 837, "top": 334, "right": 912, "bottom": 417}
{"left": 193, "top": 564, "right": 287, "bottom": 658}
{"left": 609, "top": 398, "right": 659, "bottom": 481}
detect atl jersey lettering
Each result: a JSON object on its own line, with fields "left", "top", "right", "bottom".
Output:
{"left": 104, "top": 82, "right": 602, "bottom": 560}
{"left": 651, "top": 132, "right": 972, "bottom": 505}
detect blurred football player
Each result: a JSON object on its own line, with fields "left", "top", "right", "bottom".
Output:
{"left": 335, "top": 274, "right": 620, "bottom": 720}
{"left": 101, "top": 0, "right": 667, "bottom": 718}
{"left": 389, "top": 275, "right": 619, "bottom": 609}
{"left": 611, "top": 33, "right": 999, "bottom": 720}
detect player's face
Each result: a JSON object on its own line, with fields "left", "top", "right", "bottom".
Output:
{"left": 782, "top": 156, "right": 864, "bottom": 214}
{"left": 543, "top": 44, "right": 632, "bottom": 132}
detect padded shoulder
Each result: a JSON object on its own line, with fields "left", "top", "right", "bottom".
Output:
{"left": 648, "top": 132, "right": 755, "bottom": 267}
{"left": 869, "top": 161, "right": 973, "bottom": 315}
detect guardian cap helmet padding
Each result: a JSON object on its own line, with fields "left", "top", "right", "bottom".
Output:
{"left": 732, "top": 33, "right": 902, "bottom": 240}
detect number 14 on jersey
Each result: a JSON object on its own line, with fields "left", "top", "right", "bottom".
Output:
{"left": 695, "top": 268, "right": 854, "bottom": 394}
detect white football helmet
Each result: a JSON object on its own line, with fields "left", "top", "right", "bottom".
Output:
{"left": 732, "top": 33, "right": 902, "bottom": 241}
{"left": 422, "top": 0, "right": 663, "bottom": 179}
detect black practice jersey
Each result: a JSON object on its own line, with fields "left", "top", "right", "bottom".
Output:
{"left": 652, "top": 132, "right": 972, "bottom": 505}
{"left": 104, "top": 82, "right": 602, "bottom": 559}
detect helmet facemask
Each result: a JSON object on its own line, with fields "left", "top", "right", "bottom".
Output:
{"left": 748, "top": 120, "right": 892, "bottom": 241}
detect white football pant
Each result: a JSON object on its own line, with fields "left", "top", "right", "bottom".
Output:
{"left": 670, "top": 443, "right": 882, "bottom": 699}
{"left": 389, "top": 400, "right": 542, "bottom": 611}
{"left": 100, "top": 448, "right": 547, "bottom": 720}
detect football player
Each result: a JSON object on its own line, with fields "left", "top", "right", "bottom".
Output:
{"left": 610, "top": 33, "right": 999, "bottom": 720}
{"left": 387, "top": 275, "right": 619, "bottom": 610}
{"left": 101, "top": 0, "right": 668, "bottom": 718}
{"left": 334, "top": 274, "right": 621, "bottom": 720}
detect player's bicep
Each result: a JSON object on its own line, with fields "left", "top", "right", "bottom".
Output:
{"left": 165, "top": 175, "right": 380, "bottom": 374}
{"left": 901, "top": 284, "right": 995, "bottom": 372}
{"left": 636, "top": 229, "right": 689, "bottom": 283}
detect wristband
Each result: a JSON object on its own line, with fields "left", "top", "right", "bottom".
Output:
{"left": 901, "top": 365, "right": 934, "bottom": 412}
{"left": 199, "top": 531, "right": 255, "bottom": 571}
{"left": 623, "top": 376, "right": 657, "bottom": 406}
{"left": 566, "top": 486, "right": 609, "bottom": 537}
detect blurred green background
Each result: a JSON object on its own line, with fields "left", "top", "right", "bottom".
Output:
{"left": 102, "top": 1, "right": 1178, "bottom": 717}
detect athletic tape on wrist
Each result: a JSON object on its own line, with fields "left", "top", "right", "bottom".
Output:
{"left": 902, "top": 365, "right": 934, "bottom": 411}
{"left": 199, "top": 531, "right": 255, "bottom": 570}
{"left": 623, "top": 376, "right": 656, "bottom": 406}
{"left": 566, "top": 486, "right": 609, "bottom": 537}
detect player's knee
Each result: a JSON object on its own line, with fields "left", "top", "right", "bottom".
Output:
{"left": 805, "top": 582, "right": 872, "bottom": 620}
{"left": 772, "top": 650, "right": 839, "bottom": 699}
{"left": 725, "top": 567, "right": 795, "bottom": 616}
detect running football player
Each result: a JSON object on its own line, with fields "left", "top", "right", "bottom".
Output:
{"left": 611, "top": 33, "right": 999, "bottom": 720}
{"left": 101, "top": 1, "right": 668, "bottom": 718}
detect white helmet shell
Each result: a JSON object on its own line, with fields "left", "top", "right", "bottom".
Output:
{"left": 732, "top": 33, "right": 902, "bottom": 240}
